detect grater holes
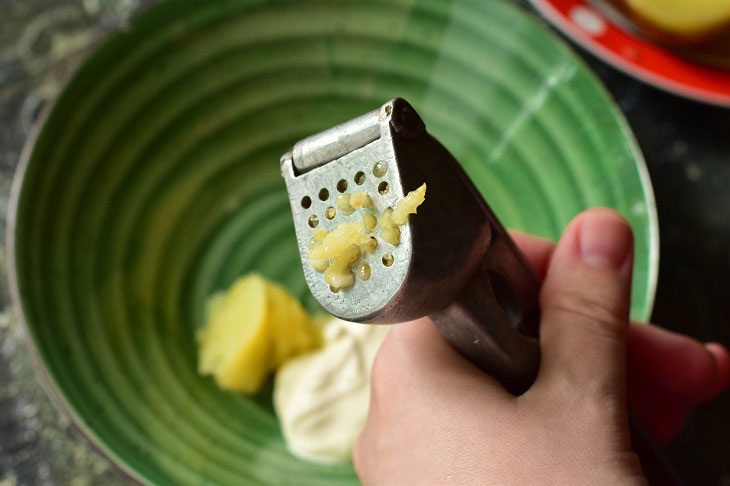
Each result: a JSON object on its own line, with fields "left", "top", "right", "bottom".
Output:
{"left": 358, "top": 262, "right": 371, "bottom": 280}
{"left": 325, "top": 207, "right": 336, "bottom": 220}
{"left": 354, "top": 171, "right": 366, "bottom": 185}
{"left": 378, "top": 181, "right": 389, "bottom": 195}
{"left": 382, "top": 253, "right": 394, "bottom": 267}
{"left": 301, "top": 196, "right": 312, "bottom": 209}
{"left": 373, "top": 161, "right": 387, "bottom": 177}
{"left": 319, "top": 188, "right": 329, "bottom": 201}
{"left": 308, "top": 215, "right": 319, "bottom": 228}
{"left": 337, "top": 179, "right": 348, "bottom": 192}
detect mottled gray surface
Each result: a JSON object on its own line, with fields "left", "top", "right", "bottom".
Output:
{"left": 1, "top": 0, "right": 729, "bottom": 485}
{"left": 1, "top": 3, "right": 148, "bottom": 485}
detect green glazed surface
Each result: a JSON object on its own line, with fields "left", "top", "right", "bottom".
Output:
{"left": 10, "top": 0, "right": 657, "bottom": 483}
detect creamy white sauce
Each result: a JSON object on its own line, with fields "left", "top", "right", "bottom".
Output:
{"left": 273, "top": 318, "right": 389, "bottom": 463}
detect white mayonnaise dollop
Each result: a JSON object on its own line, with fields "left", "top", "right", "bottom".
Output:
{"left": 273, "top": 318, "right": 389, "bottom": 463}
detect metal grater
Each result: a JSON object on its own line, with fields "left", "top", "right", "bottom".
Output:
{"left": 280, "top": 98, "right": 685, "bottom": 485}
{"left": 280, "top": 98, "right": 540, "bottom": 394}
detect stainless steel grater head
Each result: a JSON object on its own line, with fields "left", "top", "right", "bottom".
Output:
{"left": 280, "top": 98, "right": 540, "bottom": 394}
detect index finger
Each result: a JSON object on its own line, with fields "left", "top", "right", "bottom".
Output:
{"left": 508, "top": 230, "right": 555, "bottom": 281}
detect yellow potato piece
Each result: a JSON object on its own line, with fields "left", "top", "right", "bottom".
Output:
{"left": 350, "top": 192, "right": 371, "bottom": 209}
{"left": 378, "top": 208, "right": 401, "bottom": 245}
{"left": 324, "top": 245, "right": 360, "bottom": 289}
{"left": 336, "top": 194, "right": 354, "bottom": 215}
{"left": 197, "top": 274, "right": 321, "bottom": 394}
{"left": 627, "top": 0, "right": 730, "bottom": 35}
{"left": 308, "top": 222, "right": 365, "bottom": 262}
{"left": 379, "top": 207, "right": 394, "bottom": 229}
{"left": 362, "top": 213, "right": 377, "bottom": 231}
{"left": 267, "top": 283, "right": 321, "bottom": 366}
{"left": 359, "top": 235, "right": 377, "bottom": 253}
{"left": 307, "top": 182, "right": 427, "bottom": 290}
{"left": 381, "top": 226, "right": 401, "bottom": 246}
{"left": 312, "top": 229, "right": 329, "bottom": 242}
{"left": 310, "top": 258, "right": 328, "bottom": 273}
{"left": 391, "top": 184, "right": 426, "bottom": 225}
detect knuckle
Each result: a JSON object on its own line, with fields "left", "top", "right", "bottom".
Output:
{"left": 547, "top": 287, "right": 629, "bottom": 342}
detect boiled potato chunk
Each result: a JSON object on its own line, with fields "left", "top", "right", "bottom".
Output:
{"left": 197, "top": 274, "right": 321, "bottom": 393}
{"left": 267, "top": 283, "right": 321, "bottom": 366}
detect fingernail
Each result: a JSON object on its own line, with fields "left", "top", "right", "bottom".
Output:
{"left": 705, "top": 343, "right": 730, "bottom": 397}
{"left": 579, "top": 210, "right": 633, "bottom": 270}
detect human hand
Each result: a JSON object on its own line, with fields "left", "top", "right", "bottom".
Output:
{"left": 353, "top": 208, "right": 730, "bottom": 485}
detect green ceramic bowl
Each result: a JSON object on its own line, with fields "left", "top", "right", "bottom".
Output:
{"left": 8, "top": 0, "right": 657, "bottom": 483}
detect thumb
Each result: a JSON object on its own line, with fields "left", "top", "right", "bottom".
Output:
{"left": 535, "top": 208, "right": 634, "bottom": 399}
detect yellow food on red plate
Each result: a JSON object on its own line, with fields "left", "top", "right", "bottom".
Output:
{"left": 623, "top": 0, "right": 730, "bottom": 39}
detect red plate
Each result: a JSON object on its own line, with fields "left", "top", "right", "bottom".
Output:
{"left": 529, "top": 0, "right": 730, "bottom": 107}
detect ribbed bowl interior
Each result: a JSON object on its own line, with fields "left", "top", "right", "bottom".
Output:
{"left": 10, "top": 0, "right": 657, "bottom": 483}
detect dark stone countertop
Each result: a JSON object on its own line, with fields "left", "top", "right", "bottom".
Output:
{"left": 1, "top": 0, "right": 728, "bottom": 484}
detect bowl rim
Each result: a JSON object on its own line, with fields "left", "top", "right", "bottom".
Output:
{"left": 5, "top": 28, "right": 150, "bottom": 486}
{"left": 5, "top": 1, "right": 659, "bottom": 483}
{"left": 528, "top": 0, "right": 730, "bottom": 108}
